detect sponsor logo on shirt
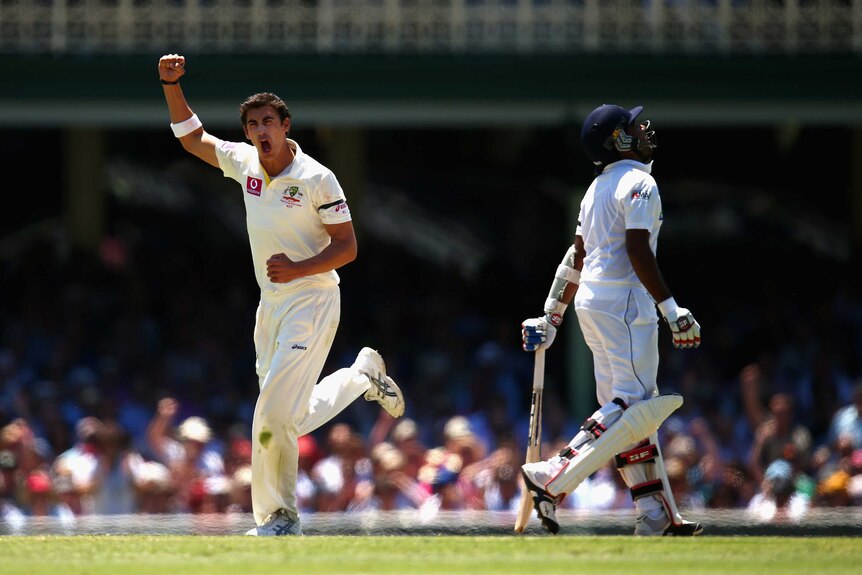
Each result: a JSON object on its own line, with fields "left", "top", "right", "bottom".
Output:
{"left": 291, "top": 344, "right": 307, "bottom": 350}
{"left": 281, "top": 186, "right": 303, "bottom": 207}
{"left": 631, "top": 187, "right": 651, "bottom": 200}
{"left": 247, "top": 176, "right": 263, "bottom": 196}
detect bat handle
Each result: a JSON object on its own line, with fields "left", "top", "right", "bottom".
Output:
{"left": 533, "top": 348, "right": 545, "bottom": 390}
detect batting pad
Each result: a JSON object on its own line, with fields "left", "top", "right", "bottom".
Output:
{"left": 546, "top": 394, "right": 683, "bottom": 497}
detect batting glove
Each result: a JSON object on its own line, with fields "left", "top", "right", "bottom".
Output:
{"left": 522, "top": 316, "right": 557, "bottom": 352}
{"left": 657, "top": 298, "right": 701, "bottom": 349}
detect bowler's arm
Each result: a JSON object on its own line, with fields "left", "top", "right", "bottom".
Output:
{"left": 158, "top": 54, "right": 220, "bottom": 168}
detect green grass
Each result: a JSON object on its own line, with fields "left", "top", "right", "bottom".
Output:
{"left": 1, "top": 535, "right": 859, "bottom": 575}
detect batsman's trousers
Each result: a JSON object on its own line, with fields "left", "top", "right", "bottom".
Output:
{"left": 574, "top": 282, "right": 660, "bottom": 407}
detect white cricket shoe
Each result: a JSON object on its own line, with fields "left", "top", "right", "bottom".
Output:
{"left": 354, "top": 347, "right": 405, "bottom": 418}
{"left": 521, "top": 462, "right": 565, "bottom": 535}
{"left": 635, "top": 509, "right": 703, "bottom": 536}
{"left": 245, "top": 509, "right": 302, "bottom": 536}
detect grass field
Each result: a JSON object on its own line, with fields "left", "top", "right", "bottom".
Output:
{"left": 1, "top": 535, "right": 859, "bottom": 575}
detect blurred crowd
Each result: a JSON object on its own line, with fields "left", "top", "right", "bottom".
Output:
{"left": 2, "top": 232, "right": 861, "bottom": 528}
{"left": 2, "top": 143, "right": 862, "bottom": 527}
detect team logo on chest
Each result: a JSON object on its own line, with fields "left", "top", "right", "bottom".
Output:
{"left": 280, "top": 185, "right": 304, "bottom": 208}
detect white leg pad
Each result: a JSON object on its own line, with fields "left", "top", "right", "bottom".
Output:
{"left": 545, "top": 394, "right": 683, "bottom": 497}
{"left": 617, "top": 435, "right": 686, "bottom": 527}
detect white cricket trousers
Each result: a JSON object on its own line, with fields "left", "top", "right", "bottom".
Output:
{"left": 250, "top": 284, "right": 369, "bottom": 524}
{"left": 573, "top": 282, "right": 660, "bottom": 407}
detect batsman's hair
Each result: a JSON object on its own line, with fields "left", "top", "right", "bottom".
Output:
{"left": 239, "top": 92, "right": 292, "bottom": 126}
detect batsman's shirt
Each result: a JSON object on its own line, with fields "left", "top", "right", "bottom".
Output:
{"left": 575, "top": 159, "right": 662, "bottom": 287}
{"left": 215, "top": 138, "right": 352, "bottom": 296}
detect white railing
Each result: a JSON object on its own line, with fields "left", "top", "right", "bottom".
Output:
{"left": 0, "top": 0, "right": 860, "bottom": 55}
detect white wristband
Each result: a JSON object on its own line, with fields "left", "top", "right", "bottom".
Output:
{"left": 656, "top": 297, "right": 678, "bottom": 318}
{"left": 170, "top": 114, "right": 202, "bottom": 138}
{"left": 543, "top": 297, "right": 568, "bottom": 326}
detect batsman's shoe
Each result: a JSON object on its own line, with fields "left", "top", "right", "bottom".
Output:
{"left": 634, "top": 511, "right": 703, "bottom": 536}
{"left": 245, "top": 509, "right": 302, "bottom": 536}
{"left": 521, "top": 466, "right": 562, "bottom": 535}
{"left": 355, "top": 347, "right": 405, "bottom": 418}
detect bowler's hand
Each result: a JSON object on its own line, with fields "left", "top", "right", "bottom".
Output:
{"left": 266, "top": 253, "right": 302, "bottom": 283}
{"left": 159, "top": 54, "right": 186, "bottom": 84}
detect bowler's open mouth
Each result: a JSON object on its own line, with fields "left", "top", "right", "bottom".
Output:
{"left": 260, "top": 139, "right": 271, "bottom": 154}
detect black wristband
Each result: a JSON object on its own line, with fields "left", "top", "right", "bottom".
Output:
{"left": 161, "top": 79, "right": 179, "bottom": 85}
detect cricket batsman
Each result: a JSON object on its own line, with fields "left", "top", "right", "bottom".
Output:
{"left": 519, "top": 103, "right": 703, "bottom": 536}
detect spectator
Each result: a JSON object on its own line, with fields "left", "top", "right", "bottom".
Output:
{"left": 815, "top": 469, "right": 853, "bottom": 507}
{"left": 296, "top": 434, "right": 321, "bottom": 513}
{"left": 417, "top": 446, "right": 467, "bottom": 515}
{"left": 441, "top": 415, "right": 486, "bottom": 471}
{"left": 23, "top": 469, "right": 75, "bottom": 521}
{"left": 88, "top": 420, "right": 139, "bottom": 514}
{"left": 707, "top": 462, "right": 756, "bottom": 509}
{"left": 748, "top": 393, "right": 813, "bottom": 483}
{"left": 190, "top": 475, "right": 233, "bottom": 514}
{"left": 390, "top": 418, "right": 427, "bottom": 481}
{"left": 348, "top": 441, "right": 423, "bottom": 512}
{"left": 747, "top": 459, "right": 810, "bottom": 523}
{"left": 827, "top": 381, "right": 862, "bottom": 451}
{"left": 50, "top": 416, "right": 105, "bottom": 514}
{"left": 466, "top": 437, "right": 523, "bottom": 512}
{"left": 312, "top": 424, "right": 370, "bottom": 512}
{"left": 129, "top": 459, "right": 175, "bottom": 513}
{"left": 665, "top": 456, "right": 705, "bottom": 511}
{"left": 224, "top": 436, "right": 253, "bottom": 478}
{"left": 849, "top": 449, "right": 862, "bottom": 505}
{"left": 146, "top": 398, "right": 225, "bottom": 512}
{"left": 227, "top": 464, "right": 253, "bottom": 514}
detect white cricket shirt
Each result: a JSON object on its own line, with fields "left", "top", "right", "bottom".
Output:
{"left": 215, "top": 138, "right": 352, "bottom": 295}
{"left": 575, "top": 159, "right": 662, "bottom": 287}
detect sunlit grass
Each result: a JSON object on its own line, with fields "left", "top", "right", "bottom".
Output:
{"left": 1, "top": 535, "right": 860, "bottom": 575}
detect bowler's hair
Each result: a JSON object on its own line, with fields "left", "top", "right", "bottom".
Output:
{"left": 239, "top": 92, "right": 292, "bottom": 126}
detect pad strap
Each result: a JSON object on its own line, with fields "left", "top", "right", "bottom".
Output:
{"left": 630, "top": 479, "right": 664, "bottom": 500}
{"left": 583, "top": 418, "right": 607, "bottom": 440}
{"left": 612, "top": 397, "right": 629, "bottom": 410}
{"left": 558, "top": 445, "right": 578, "bottom": 460}
{"left": 615, "top": 442, "right": 658, "bottom": 468}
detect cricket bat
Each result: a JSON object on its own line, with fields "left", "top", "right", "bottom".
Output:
{"left": 514, "top": 347, "right": 545, "bottom": 533}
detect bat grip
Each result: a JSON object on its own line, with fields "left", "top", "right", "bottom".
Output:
{"left": 533, "top": 348, "right": 545, "bottom": 391}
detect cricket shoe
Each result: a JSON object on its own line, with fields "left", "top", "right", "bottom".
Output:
{"left": 521, "top": 463, "right": 565, "bottom": 535}
{"left": 245, "top": 509, "right": 302, "bottom": 536}
{"left": 355, "top": 347, "right": 405, "bottom": 418}
{"left": 634, "top": 511, "right": 703, "bottom": 536}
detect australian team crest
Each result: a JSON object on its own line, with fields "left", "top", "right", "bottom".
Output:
{"left": 281, "top": 185, "right": 303, "bottom": 207}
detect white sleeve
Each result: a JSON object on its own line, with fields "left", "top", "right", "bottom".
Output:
{"left": 625, "top": 179, "right": 661, "bottom": 230}
{"left": 315, "top": 171, "right": 352, "bottom": 224}
{"left": 575, "top": 200, "right": 585, "bottom": 236}
{"left": 214, "top": 140, "right": 253, "bottom": 184}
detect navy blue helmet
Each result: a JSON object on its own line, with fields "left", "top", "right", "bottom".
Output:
{"left": 580, "top": 104, "right": 654, "bottom": 166}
